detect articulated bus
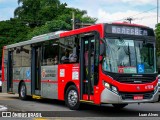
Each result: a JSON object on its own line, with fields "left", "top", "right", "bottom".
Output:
{"left": 1, "top": 23, "right": 159, "bottom": 110}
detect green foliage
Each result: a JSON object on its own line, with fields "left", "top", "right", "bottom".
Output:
{"left": 155, "top": 23, "right": 160, "bottom": 56}
{"left": 0, "top": 18, "right": 29, "bottom": 62}
{"left": 25, "top": 1, "right": 97, "bottom": 38}
{"left": 14, "top": 0, "right": 68, "bottom": 28}
{"left": 27, "top": 20, "right": 71, "bottom": 38}
{"left": 155, "top": 23, "right": 160, "bottom": 68}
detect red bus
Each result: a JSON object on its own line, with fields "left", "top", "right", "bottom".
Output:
{"left": 1, "top": 23, "right": 159, "bottom": 110}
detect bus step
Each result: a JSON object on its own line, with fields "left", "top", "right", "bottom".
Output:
{"left": 80, "top": 100, "right": 94, "bottom": 103}
{"left": 32, "top": 95, "right": 42, "bottom": 99}
{"left": 7, "top": 92, "right": 15, "bottom": 94}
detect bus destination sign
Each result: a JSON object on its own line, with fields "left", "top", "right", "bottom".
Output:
{"left": 111, "top": 26, "right": 148, "bottom": 36}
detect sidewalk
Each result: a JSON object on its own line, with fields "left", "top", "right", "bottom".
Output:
{"left": 0, "top": 93, "right": 18, "bottom": 100}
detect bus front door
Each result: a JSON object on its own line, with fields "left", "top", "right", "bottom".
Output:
{"left": 80, "top": 35, "right": 95, "bottom": 101}
{"left": 31, "top": 46, "right": 41, "bottom": 95}
{"left": 7, "top": 50, "right": 13, "bottom": 92}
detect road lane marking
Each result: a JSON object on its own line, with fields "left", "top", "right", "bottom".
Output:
{"left": 0, "top": 105, "right": 7, "bottom": 111}
{"left": 33, "top": 118, "right": 62, "bottom": 120}
{"left": 33, "top": 118, "right": 49, "bottom": 120}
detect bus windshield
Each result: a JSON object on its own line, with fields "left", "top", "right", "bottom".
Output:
{"left": 102, "top": 38, "right": 155, "bottom": 74}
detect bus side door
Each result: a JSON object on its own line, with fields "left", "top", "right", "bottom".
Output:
{"left": 80, "top": 32, "right": 99, "bottom": 101}
{"left": 7, "top": 50, "right": 13, "bottom": 92}
{"left": 31, "top": 46, "right": 41, "bottom": 95}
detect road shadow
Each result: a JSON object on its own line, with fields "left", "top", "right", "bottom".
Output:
{"left": 2, "top": 94, "right": 158, "bottom": 117}
{"left": 25, "top": 98, "right": 141, "bottom": 117}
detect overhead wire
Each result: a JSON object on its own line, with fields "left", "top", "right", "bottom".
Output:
{"left": 111, "top": 7, "right": 157, "bottom": 22}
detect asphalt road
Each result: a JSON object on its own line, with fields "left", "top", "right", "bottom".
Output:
{"left": 0, "top": 93, "right": 160, "bottom": 120}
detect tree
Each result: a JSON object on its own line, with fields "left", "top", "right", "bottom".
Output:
{"left": 0, "top": 18, "right": 30, "bottom": 63}
{"left": 27, "top": 19, "right": 71, "bottom": 39}
{"left": 14, "top": 0, "right": 97, "bottom": 29}
{"left": 155, "top": 23, "right": 160, "bottom": 71}
{"left": 14, "top": 0, "right": 66, "bottom": 28}
{"left": 25, "top": 1, "right": 97, "bottom": 38}
{"left": 27, "top": 9, "right": 97, "bottom": 39}
{"left": 155, "top": 23, "right": 160, "bottom": 56}
{"left": 14, "top": 0, "right": 41, "bottom": 28}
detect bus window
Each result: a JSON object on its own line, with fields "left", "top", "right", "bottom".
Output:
{"left": 59, "top": 36, "right": 79, "bottom": 64}
{"left": 42, "top": 41, "right": 59, "bottom": 66}
{"left": 21, "top": 45, "right": 31, "bottom": 67}
{"left": 13, "top": 47, "right": 22, "bottom": 67}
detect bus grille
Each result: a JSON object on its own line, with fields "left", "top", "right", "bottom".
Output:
{"left": 118, "top": 76, "right": 155, "bottom": 84}
{"left": 120, "top": 91, "right": 154, "bottom": 100}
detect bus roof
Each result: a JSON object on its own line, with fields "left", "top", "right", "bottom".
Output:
{"left": 5, "top": 22, "right": 152, "bottom": 49}
{"left": 5, "top": 24, "right": 104, "bottom": 49}
{"left": 5, "top": 31, "right": 66, "bottom": 49}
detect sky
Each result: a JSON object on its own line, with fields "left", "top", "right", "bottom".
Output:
{"left": 0, "top": 0, "right": 159, "bottom": 29}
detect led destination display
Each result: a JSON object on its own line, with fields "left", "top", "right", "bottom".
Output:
{"left": 105, "top": 24, "right": 155, "bottom": 36}
{"left": 112, "top": 26, "right": 148, "bottom": 36}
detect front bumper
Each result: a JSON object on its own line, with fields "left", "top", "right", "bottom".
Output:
{"left": 101, "top": 88, "right": 159, "bottom": 104}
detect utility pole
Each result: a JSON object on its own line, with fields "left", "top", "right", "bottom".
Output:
{"left": 126, "top": 17, "right": 133, "bottom": 24}
{"left": 72, "top": 12, "right": 75, "bottom": 30}
{"left": 71, "top": 12, "right": 94, "bottom": 29}
{"left": 157, "top": 0, "right": 159, "bottom": 24}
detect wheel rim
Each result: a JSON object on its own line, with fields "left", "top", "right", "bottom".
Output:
{"left": 68, "top": 90, "right": 78, "bottom": 107}
{"left": 20, "top": 85, "right": 26, "bottom": 98}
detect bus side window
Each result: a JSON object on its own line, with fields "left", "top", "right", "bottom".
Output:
{"left": 59, "top": 36, "right": 79, "bottom": 64}
{"left": 53, "top": 55, "right": 58, "bottom": 65}
{"left": 61, "top": 50, "right": 69, "bottom": 63}
{"left": 42, "top": 41, "right": 59, "bottom": 66}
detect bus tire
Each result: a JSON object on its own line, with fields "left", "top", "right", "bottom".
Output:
{"left": 112, "top": 104, "right": 128, "bottom": 109}
{"left": 65, "top": 85, "right": 80, "bottom": 110}
{"left": 19, "top": 82, "right": 27, "bottom": 100}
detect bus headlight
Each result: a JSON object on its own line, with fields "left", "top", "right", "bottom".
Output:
{"left": 111, "top": 86, "right": 118, "bottom": 94}
{"left": 104, "top": 82, "right": 110, "bottom": 89}
{"left": 103, "top": 81, "right": 118, "bottom": 94}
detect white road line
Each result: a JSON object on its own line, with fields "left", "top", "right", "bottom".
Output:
{"left": 0, "top": 105, "right": 7, "bottom": 111}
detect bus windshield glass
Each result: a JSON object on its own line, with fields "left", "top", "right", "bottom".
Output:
{"left": 102, "top": 38, "right": 155, "bottom": 74}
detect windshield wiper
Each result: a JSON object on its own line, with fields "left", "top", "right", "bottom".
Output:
{"left": 127, "top": 43, "right": 131, "bottom": 66}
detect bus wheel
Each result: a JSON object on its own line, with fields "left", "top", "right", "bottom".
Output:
{"left": 65, "top": 85, "right": 80, "bottom": 110}
{"left": 19, "top": 82, "right": 27, "bottom": 100}
{"left": 112, "top": 104, "right": 128, "bottom": 109}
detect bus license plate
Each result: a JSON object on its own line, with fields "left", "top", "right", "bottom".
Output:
{"left": 133, "top": 95, "right": 143, "bottom": 100}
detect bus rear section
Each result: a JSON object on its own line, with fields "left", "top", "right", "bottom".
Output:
{"left": 1, "top": 23, "right": 159, "bottom": 110}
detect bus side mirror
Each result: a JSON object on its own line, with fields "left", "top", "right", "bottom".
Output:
{"left": 100, "top": 43, "right": 105, "bottom": 56}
